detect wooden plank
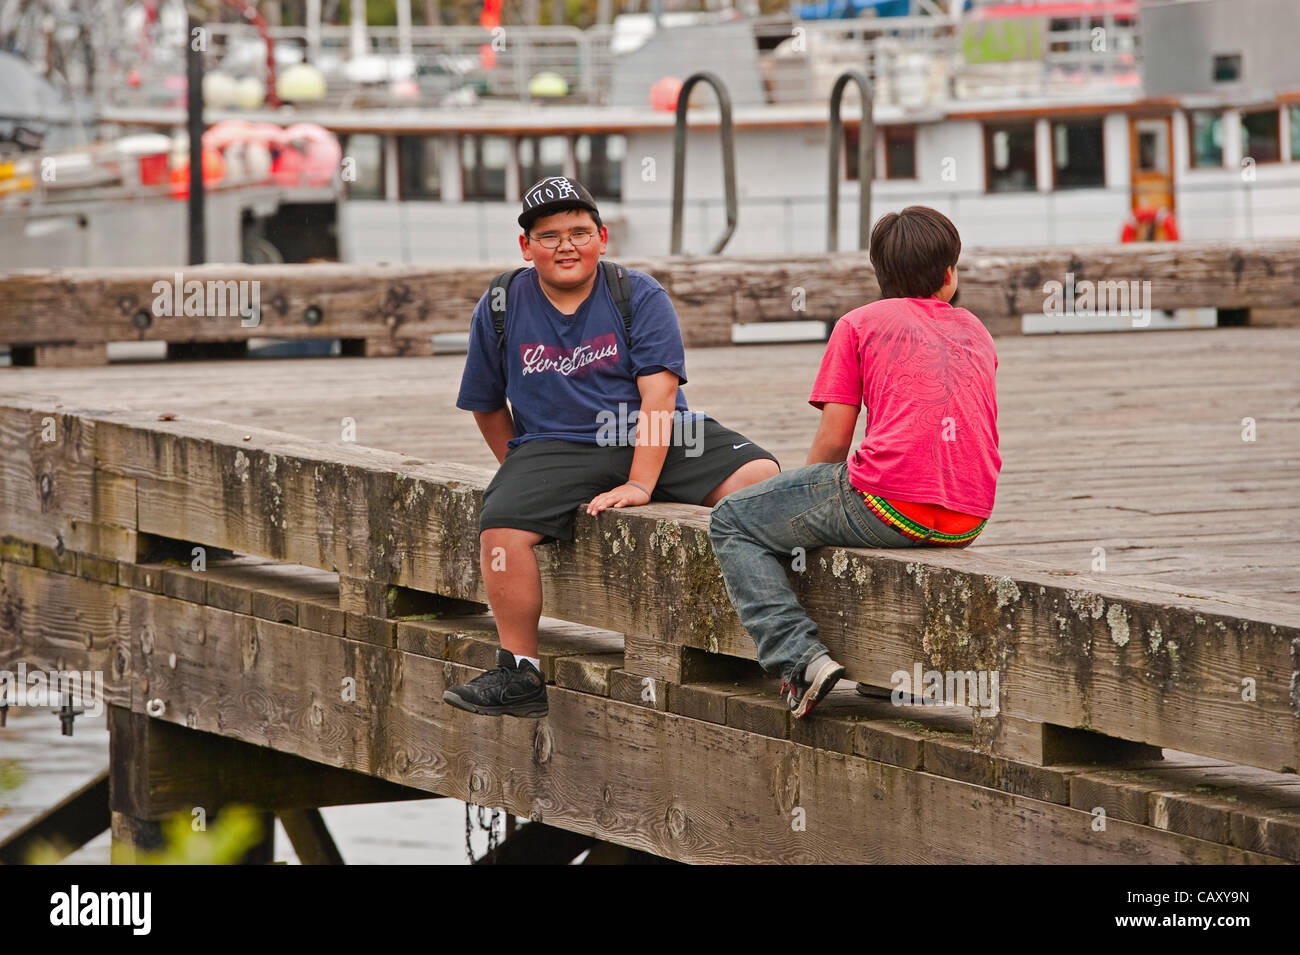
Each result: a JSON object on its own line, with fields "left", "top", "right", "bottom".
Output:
{"left": 277, "top": 808, "right": 346, "bottom": 865}
{"left": 623, "top": 633, "right": 760, "bottom": 684}
{"left": 0, "top": 405, "right": 136, "bottom": 561}
{"left": 4, "top": 327, "right": 1295, "bottom": 608}
{"left": 106, "top": 704, "right": 432, "bottom": 818}
{"left": 8, "top": 342, "right": 108, "bottom": 367}
{"left": 0, "top": 770, "right": 109, "bottom": 864}
{"left": 726, "top": 688, "right": 791, "bottom": 740}
{"left": 551, "top": 652, "right": 623, "bottom": 696}
{"left": 669, "top": 681, "right": 744, "bottom": 724}
{"left": 0, "top": 264, "right": 499, "bottom": 348}
{"left": 108, "top": 810, "right": 164, "bottom": 865}
{"left": 608, "top": 668, "right": 670, "bottom": 712}
{"left": 973, "top": 712, "right": 1162, "bottom": 766}
{"left": 15, "top": 563, "right": 1292, "bottom": 861}
{"left": 124, "top": 596, "right": 1290, "bottom": 864}
{"left": 0, "top": 560, "right": 133, "bottom": 710}
{"left": 7, "top": 242, "right": 1300, "bottom": 350}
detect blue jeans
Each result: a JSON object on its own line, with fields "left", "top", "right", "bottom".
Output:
{"left": 708, "top": 462, "right": 928, "bottom": 683}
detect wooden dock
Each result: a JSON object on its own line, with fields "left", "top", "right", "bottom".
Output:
{"left": 1, "top": 320, "right": 1298, "bottom": 864}
{"left": 4, "top": 240, "right": 1300, "bottom": 364}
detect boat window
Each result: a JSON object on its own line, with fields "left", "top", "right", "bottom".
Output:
{"left": 1052, "top": 119, "right": 1104, "bottom": 189}
{"left": 398, "top": 136, "right": 441, "bottom": 200}
{"left": 984, "top": 122, "right": 1036, "bottom": 193}
{"left": 1188, "top": 111, "right": 1223, "bottom": 168}
{"left": 1213, "top": 54, "right": 1242, "bottom": 84}
{"left": 341, "top": 134, "right": 384, "bottom": 200}
{"left": 462, "top": 135, "right": 509, "bottom": 200}
{"left": 847, "top": 125, "right": 914, "bottom": 181}
{"left": 1240, "top": 108, "right": 1281, "bottom": 164}
{"left": 1290, "top": 107, "right": 1300, "bottom": 162}
{"left": 519, "top": 136, "right": 567, "bottom": 187}
{"left": 884, "top": 127, "right": 916, "bottom": 180}
{"left": 575, "top": 134, "right": 626, "bottom": 201}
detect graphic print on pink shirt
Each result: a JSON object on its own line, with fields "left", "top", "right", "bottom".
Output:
{"left": 871, "top": 320, "right": 988, "bottom": 471}
{"left": 520, "top": 333, "right": 620, "bottom": 378}
{"left": 808, "top": 298, "right": 1001, "bottom": 519}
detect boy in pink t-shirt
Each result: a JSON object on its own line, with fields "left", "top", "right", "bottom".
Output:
{"left": 708, "top": 206, "right": 1001, "bottom": 719}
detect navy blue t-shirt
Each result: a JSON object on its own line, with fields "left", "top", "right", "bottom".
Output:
{"left": 456, "top": 266, "right": 699, "bottom": 449}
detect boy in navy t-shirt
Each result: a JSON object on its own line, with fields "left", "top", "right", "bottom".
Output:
{"left": 444, "top": 176, "right": 779, "bottom": 718}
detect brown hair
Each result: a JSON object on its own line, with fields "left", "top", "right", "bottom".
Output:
{"left": 869, "top": 206, "right": 961, "bottom": 299}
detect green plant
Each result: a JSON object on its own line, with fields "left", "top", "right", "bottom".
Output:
{"left": 25, "top": 803, "right": 269, "bottom": 865}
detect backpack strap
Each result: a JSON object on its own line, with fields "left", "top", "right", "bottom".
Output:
{"left": 602, "top": 260, "right": 634, "bottom": 345}
{"left": 489, "top": 267, "right": 529, "bottom": 352}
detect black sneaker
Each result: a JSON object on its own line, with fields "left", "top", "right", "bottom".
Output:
{"left": 781, "top": 653, "right": 845, "bottom": 720}
{"left": 442, "top": 648, "right": 549, "bottom": 718}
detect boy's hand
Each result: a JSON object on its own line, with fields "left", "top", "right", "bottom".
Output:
{"left": 587, "top": 483, "right": 651, "bottom": 515}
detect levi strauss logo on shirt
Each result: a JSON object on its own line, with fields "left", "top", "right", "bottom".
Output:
{"left": 520, "top": 334, "right": 619, "bottom": 377}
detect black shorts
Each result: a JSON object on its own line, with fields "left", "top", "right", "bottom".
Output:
{"left": 479, "top": 419, "right": 779, "bottom": 542}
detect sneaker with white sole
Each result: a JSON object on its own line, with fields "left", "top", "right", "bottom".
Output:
{"left": 781, "top": 653, "right": 845, "bottom": 719}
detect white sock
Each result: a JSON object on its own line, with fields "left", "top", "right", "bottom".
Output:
{"left": 513, "top": 653, "right": 541, "bottom": 671}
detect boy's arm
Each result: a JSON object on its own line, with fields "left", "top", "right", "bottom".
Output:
{"left": 806, "top": 402, "right": 861, "bottom": 466}
{"left": 628, "top": 369, "right": 679, "bottom": 491}
{"left": 586, "top": 370, "right": 679, "bottom": 515}
{"left": 457, "top": 294, "right": 512, "bottom": 460}
{"left": 473, "top": 407, "right": 515, "bottom": 465}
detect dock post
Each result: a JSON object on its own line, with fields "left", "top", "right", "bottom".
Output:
{"left": 105, "top": 705, "right": 430, "bottom": 864}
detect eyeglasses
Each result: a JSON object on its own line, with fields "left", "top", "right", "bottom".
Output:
{"left": 529, "top": 228, "right": 597, "bottom": 249}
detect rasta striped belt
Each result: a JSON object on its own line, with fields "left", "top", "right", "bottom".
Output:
{"left": 861, "top": 493, "right": 986, "bottom": 546}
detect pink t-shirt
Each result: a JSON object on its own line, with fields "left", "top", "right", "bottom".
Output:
{"left": 809, "top": 297, "right": 1001, "bottom": 519}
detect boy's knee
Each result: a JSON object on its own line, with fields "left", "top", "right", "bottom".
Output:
{"left": 480, "top": 527, "right": 544, "bottom": 565}
{"left": 708, "top": 498, "right": 741, "bottom": 541}
{"left": 708, "top": 501, "right": 730, "bottom": 532}
{"left": 735, "top": 458, "right": 779, "bottom": 488}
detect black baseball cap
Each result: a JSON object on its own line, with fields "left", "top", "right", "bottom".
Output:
{"left": 519, "top": 176, "right": 600, "bottom": 232}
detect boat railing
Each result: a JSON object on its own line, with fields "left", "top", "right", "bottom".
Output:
{"left": 87, "top": 12, "right": 1142, "bottom": 113}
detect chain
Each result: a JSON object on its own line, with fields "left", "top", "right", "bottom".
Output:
{"left": 465, "top": 802, "right": 504, "bottom": 863}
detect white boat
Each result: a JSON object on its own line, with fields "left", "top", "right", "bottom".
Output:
{"left": 3, "top": 0, "right": 1299, "bottom": 268}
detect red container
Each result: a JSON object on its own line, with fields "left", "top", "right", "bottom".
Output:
{"left": 139, "top": 153, "right": 168, "bottom": 186}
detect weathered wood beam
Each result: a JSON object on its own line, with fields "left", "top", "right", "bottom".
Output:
{"left": 109, "top": 811, "right": 165, "bottom": 865}
{"left": 2, "top": 396, "right": 1297, "bottom": 771}
{"left": 278, "top": 808, "right": 346, "bottom": 865}
{"left": 3, "top": 240, "right": 1298, "bottom": 354}
{"left": 10, "top": 557, "right": 1298, "bottom": 861}
{"left": 106, "top": 705, "right": 433, "bottom": 819}
{"left": 0, "top": 405, "right": 136, "bottom": 561}
{"left": 124, "top": 598, "right": 1284, "bottom": 863}
{"left": 0, "top": 559, "right": 134, "bottom": 710}
{"left": 0, "top": 771, "right": 109, "bottom": 864}
{"left": 10, "top": 398, "right": 1284, "bottom": 774}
